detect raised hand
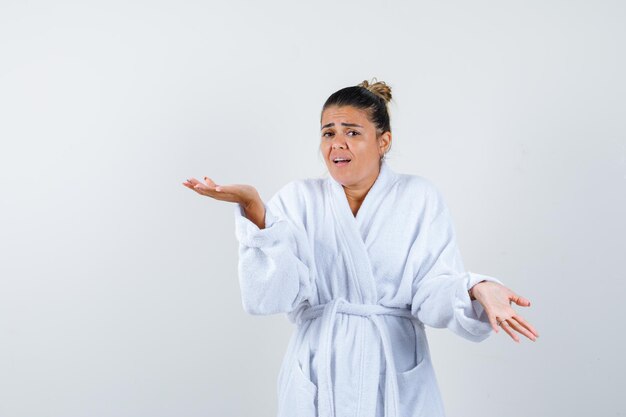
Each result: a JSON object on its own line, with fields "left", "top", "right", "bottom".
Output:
{"left": 471, "top": 281, "right": 540, "bottom": 343}
{"left": 182, "top": 176, "right": 260, "bottom": 207}
{"left": 182, "top": 176, "right": 266, "bottom": 229}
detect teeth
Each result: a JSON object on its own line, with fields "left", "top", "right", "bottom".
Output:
{"left": 334, "top": 158, "right": 350, "bottom": 162}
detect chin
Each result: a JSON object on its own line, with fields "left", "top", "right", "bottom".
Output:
{"left": 330, "top": 170, "right": 354, "bottom": 186}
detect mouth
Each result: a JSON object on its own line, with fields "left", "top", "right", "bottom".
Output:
{"left": 332, "top": 157, "right": 352, "bottom": 167}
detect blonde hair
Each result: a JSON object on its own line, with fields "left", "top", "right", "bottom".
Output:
{"left": 357, "top": 77, "right": 393, "bottom": 104}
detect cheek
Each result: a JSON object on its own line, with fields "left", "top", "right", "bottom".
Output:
{"left": 363, "top": 142, "right": 380, "bottom": 156}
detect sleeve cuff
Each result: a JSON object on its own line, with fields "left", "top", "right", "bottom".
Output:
{"left": 453, "top": 272, "right": 504, "bottom": 340}
{"left": 233, "top": 202, "right": 284, "bottom": 248}
{"left": 466, "top": 271, "right": 503, "bottom": 291}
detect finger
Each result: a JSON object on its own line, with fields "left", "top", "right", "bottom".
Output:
{"left": 203, "top": 176, "right": 218, "bottom": 188}
{"left": 193, "top": 183, "right": 211, "bottom": 193}
{"left": 487, "top": 311, "right": 499, "bottom": 333}
{"left": 182, "top": 179, "right": 197, "bottom": 190}
{"left": 505, "top": 317, "right": 537, "bottom": 341}
{"left": 511, "top": 294, "right": 531, "bottom": 307}
{"left": 187, "top": 178, "right": 205, "bottom": 191}
{"left": 192, "top": 182, "right": 216, "bottom": 196}
{"left": 201, "top": 177, "right": 220, "bottom": 193}
{"left": 499, "top": 319, "right": 520, "bottom": 343}
{"left": 512, "top": 314, "right": 540, "bottom": 338}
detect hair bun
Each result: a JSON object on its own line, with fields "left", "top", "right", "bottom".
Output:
{"left": 358, "top": 77, "right": 392, "bottom": 104}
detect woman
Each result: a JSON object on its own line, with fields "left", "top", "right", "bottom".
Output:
{"left": 183, "top": 79, "right": 539, "bottom": 417}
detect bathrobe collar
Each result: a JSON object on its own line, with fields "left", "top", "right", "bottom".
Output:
{"left": 326, "top": 159, "right": 398, "bottom": 225}
{"left": 317, "top": 160, "right": 408, "bottom": 416}
{"left": 325, "top": 159, "right": 399, "bottom": 303}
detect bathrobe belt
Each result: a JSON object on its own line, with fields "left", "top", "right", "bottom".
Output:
{"left": 296, "top": 297, "right": 418, "bottom": 417}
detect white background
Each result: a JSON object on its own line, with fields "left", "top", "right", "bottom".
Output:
{"left": 1, "top": 1, "right": 624, "bottom": 416}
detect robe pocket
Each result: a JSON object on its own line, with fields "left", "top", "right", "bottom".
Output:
{"left": 396, "top": 359, "right": 445, "bottom": 417}
{"left": 278, "top": 359, "right": 318, "bottom": 417}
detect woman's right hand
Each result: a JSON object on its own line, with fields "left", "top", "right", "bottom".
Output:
{"left": 182, "top": 176, "right": 261, "bottom": 207}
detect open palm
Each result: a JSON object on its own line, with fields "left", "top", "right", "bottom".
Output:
{"left": 182, "top": 176, "right": 260, "bottom": 206}
{"left": 472, "top": 281, "right": 540, "bottom": 343}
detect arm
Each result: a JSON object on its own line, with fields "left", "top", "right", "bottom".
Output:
{"left": 410, "top": 184, "right": 503, "bottom": 342}
{"left": 468, "top": 282, "right": 484, "bottom": 300}
{"left": 240, "top": 198, "right": 266, "bottom": 230}
{"left": 234, "top": 181, "right": 314, "bottom": 316}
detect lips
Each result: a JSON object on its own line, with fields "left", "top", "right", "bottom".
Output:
{"left": 332, "top": 155, "right": 352, "bottom": 164}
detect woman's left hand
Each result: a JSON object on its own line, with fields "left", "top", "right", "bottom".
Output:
{"left": 471, "top": 281, "right": 540, "bottom": 343}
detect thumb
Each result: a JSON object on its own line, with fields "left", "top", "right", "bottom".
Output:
{"left": 511, "top": 294, "right": 531, "bottom": 307}
{"left": 213, "top": 184, "right": 234, "bottom": 193}
{"left": 204, "top": 176, "right": 218, "bottom": 188}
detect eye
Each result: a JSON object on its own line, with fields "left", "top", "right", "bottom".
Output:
{"left": 322, "top": 131, "right": 333, "bottom": 138}
{"left": 348, "top": 130, "right": 360, "bottom": 136}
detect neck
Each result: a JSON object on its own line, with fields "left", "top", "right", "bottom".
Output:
{"left": 343, "top": 182, "right": 372, "bottom": 205}
{"left": 342, "top": 162, "right": 381, "bottom": 214}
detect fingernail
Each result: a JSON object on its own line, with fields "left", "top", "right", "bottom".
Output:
{"left": 215, "top": 186, "right": 221, "bottom": 192}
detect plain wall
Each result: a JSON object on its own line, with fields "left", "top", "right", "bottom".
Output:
{"left": 0, "top": 1, "right": 624, "bottom": 416}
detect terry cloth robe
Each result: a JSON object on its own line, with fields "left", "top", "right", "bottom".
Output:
{"left": 233, "top": 159, "right": 504, "bottom": 417}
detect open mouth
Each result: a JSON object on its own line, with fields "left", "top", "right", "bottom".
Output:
{"left": 333, "top": 158, "right": 351, "bottom": 166}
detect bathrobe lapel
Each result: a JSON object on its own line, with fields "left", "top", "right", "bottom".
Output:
{"left": 326, "top": 160, "right": 398, "bottom": 304}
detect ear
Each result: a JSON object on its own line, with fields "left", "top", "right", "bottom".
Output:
{"left": 378, "top": 131, "right": 392, "bottom": 154}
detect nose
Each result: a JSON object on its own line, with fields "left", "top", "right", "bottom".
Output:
{"left": 332, "top": 143, "right": 345, "bottom": 150}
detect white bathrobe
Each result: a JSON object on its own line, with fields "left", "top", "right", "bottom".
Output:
{"left": 233, "top": 160, "right": 503, "bottom": 417}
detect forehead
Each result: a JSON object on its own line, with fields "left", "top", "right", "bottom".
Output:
{"left": 321, "top": 105, "right": 370, "bottom": 126}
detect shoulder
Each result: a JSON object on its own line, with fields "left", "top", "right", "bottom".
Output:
{"left": 272, "top": 177, "right": 324, "bottom": 202}
{"left": 266, "top": 177, "right": 324, "bottom": 222}
{"left": 394, "top": 172, "right": 441, "bottom": 201}
{"left": 391, "top": 171, "right": 452, "bottom": 223}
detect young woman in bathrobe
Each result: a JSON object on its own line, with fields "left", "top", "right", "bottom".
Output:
{"left": 183, "top": 79, "right": 539, "bottom": 417}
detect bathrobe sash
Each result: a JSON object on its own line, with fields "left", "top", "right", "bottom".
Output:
{"left": 295, "top": 298, "right": 422, "bottom": 417}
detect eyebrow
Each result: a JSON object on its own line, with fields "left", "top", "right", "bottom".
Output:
{"left": 321, "top": 122, "right": 364, "bottom": 130}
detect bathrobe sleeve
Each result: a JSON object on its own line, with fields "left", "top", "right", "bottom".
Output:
{"left": 233, "top": 181, "right": 314, "bottom": 316}
{"left": 410, "top": 184, "right": 504, "bottom": 342}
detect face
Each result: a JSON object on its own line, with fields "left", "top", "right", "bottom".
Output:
{"left": 320, "top": 105, "right": 391, "bottom": 188}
